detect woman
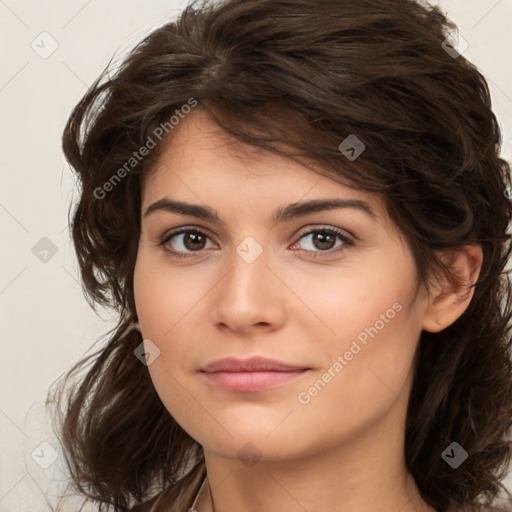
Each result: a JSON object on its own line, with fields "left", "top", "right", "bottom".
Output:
{"left": 49, "top": 0, "right": 512, "bottom": 511}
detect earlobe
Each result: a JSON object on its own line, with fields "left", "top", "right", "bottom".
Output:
{"left": 421, "top": 244, "right": 483, "bottom": 333}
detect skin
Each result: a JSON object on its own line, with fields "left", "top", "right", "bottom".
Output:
{"left": 133, "top": 109, "right": 482, "bottom": 512}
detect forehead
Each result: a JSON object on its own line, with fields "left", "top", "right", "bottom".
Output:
{"left": 141, "top": 109, "right": 387, "bottom": 221}
{"left": 145, "top": 109, "right": 317, "bottom": 185}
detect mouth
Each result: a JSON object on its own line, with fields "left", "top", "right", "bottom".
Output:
{"left": 199, "top": 356, "right": 312, "bottom": 392}
{"left": 200, "top": 355, "right": 310, "bottom": 372}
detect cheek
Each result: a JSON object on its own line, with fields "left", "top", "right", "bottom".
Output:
{"left": 134, "top": 252, "right": 206, "bottom": 339}
{"left": 133, "top": 255, "right": 202, "bottom": 423}
{"left": 287, "top": 252, "right": 419, "bottom": 349}
{"left": 291, "top": 289, "right": 421, "bottom": 448}
{"left": 289, "top": 250, "right": 422, "bottom": 405}
{"left": 133, "top": 252, "right": 221, "bottom": 400}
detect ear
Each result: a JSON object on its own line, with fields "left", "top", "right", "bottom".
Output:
{"left": 421, "top": 244, "right": 483, "bottom": 333}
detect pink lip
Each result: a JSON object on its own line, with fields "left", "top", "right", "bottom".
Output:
{"left": 200, "top": 356, "right": 309, "bottom": 373}
{"left": 199, "top": 356, "right": 311, "bottom": 392}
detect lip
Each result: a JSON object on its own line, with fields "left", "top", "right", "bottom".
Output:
{"left": 199, "top": 356, "right": 311, "bottom": 392}
{"left": 200, "top": 356, "right": 310, "bottom": 373}
{"left": 201, "top": 370, "right": 310, "bottom": 392}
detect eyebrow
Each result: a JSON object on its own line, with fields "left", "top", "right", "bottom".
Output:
{"left": 143, "top": 197, "right": 377, "bottom": 224}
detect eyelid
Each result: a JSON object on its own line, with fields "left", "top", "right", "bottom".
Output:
{"left": 159, "top": 223, "right": 355, "bottom": 243}
{"left": 157, "top": 226, "right": 215, "bottom": 249}
{"left": 295, "top": 224, "right": 356, "bottom": 242}
{"left": 290, "top": 225, "right": 355, "bottom": 257}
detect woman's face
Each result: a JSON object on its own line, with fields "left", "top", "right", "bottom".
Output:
{"left": 134, "top": 109, "right": 433, "bottom": 462}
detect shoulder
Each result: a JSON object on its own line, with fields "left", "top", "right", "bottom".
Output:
{"left": 127, "top": 459, "right": 207, "bottom": 512}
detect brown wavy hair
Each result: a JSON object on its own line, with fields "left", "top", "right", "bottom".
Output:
{"left": 49, "top": 0, "right": 512, "bottom": 510}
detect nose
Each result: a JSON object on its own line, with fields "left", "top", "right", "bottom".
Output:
{"left": 212, "top": 243, "right": 287, "bottom": 335}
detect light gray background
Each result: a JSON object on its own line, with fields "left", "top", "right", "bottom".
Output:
{"left": 1, "top": 0, "right": 511, "bottom": 510}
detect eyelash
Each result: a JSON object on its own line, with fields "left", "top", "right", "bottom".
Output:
{"left": 158, "top": 226, "right": 355, "bottom": 259}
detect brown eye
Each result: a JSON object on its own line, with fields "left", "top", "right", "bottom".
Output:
{"left": 160, "top": 228, "right": 215, "bottom": 258}
{"left": 291, "top": 227, "right": 354, "bottom": 258}
{"left": 181, "top": 231, "right": 207, "bottom": 250}
{"left": 310, "top": 231, "right": 337, "bottom": 250}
